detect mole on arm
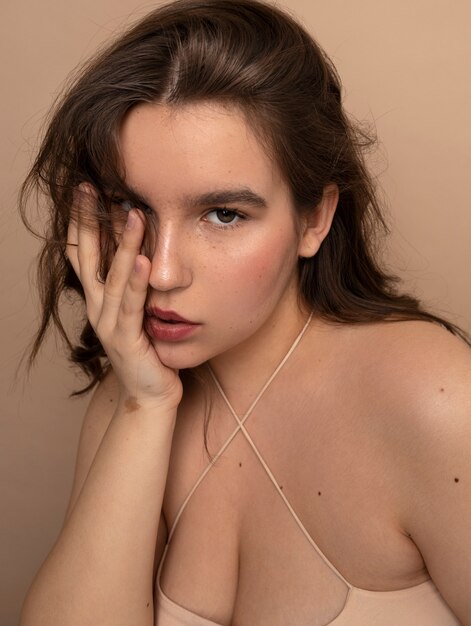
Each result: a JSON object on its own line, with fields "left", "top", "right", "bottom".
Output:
{"left": 454, "top": 477, "right": 460, "bottom": 483}
{"left": 318, "top": 491, "right": 322, "bottom": 496}
{"left": 239, "top": 462, "right": 242, "bottom": 467}
{"left": 440, "top": 387, "right": 445, "bottom": 393}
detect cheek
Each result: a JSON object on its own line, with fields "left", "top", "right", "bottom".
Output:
{"left": 210, "top": 229, "right": 299, "bottom": 303}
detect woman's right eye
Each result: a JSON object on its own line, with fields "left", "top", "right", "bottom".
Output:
{"left": 204, "top": 208, "right": 245, "bottom": 228}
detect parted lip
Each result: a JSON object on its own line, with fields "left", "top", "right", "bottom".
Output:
{"left": 145, "top": 307, "right": 197, "bottom": 325}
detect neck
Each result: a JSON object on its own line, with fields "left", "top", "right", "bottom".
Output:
{"left": 207, "top": 297, "right": 312, "bottom": 410}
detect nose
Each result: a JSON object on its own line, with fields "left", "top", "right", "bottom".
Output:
{"left": 147, "top": 221, "right": 192, "bottom": 292}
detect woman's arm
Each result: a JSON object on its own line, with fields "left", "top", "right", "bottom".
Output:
{"left": 20, "top": 192, "right": 182, "bottom": 625}
{"left": 19, "top": 369, "right": 176, "bottom": 626}
{"left": 386, "top": 323, "right": 471, "bottom": 624}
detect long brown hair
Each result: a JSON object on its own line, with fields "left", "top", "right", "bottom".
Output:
{"left": 19, "top": 0, "right": 469, "bottom": 400}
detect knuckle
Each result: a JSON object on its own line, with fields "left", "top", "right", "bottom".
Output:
{"left": 120, "top": 237, "right": 140, "bottom": 254}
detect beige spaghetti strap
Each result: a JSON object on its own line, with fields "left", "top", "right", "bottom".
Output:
{"left": 208, "top": 314, "right": 354, "bottom": 590}
{"left": 166, "top": 312, "right": 314, "bottom": 545}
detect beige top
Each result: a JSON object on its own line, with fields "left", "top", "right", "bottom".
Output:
{"left": 156, "top": 576, "right": 459, "bottom": 625}
{"left": 155, "top": 316, "right": 461, "bottom": 625}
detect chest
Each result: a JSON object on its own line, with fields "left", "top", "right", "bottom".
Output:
{"left": 156, "top": 386, "right": 428, "bottom": 625}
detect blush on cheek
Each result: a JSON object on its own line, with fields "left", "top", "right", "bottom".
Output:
{"left": 228, "top": 253, "right": 296, "bottom": 317}
{"left": 241, "top": 237, "right": 297, "bottom": 284}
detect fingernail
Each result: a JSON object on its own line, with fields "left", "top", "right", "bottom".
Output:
{"left": 126, "top": 210, "right": 136, "bottom": 229}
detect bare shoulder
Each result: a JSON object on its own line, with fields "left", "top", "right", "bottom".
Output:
{"left": 351, "top": 320, "right": 470, "bottom": 415}
{"left": 351, "top": 320, "right": 471, "bottom": 458}
{"left": 323, "top": 319, "right": 469, "bottom": 484}
{"left": 362, "top": 321, "right": 471, "bottom": 621}
{"left": 363, "top": 317, "right": 471, "bottom": 456}
{"left": 352, "top": 321, "right": 471, "bottom": 619}
{"left": 355, "top": 318, "right": 470, "bottom": 371}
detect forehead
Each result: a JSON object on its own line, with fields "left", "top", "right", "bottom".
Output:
{"left": 117, "top": 101, "right": 289, "bottom": 205}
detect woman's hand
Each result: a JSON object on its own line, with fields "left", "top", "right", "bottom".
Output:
{"left": 66, "top": 184, "right": 182, "bottom": 411}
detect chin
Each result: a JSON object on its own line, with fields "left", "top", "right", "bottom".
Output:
{"left": 153, "top": 342, "right": 209, "bottom": 371}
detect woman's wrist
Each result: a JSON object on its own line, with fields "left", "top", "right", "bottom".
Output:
{"left": 114, "top": 392, "right": 181, "bottom": 421}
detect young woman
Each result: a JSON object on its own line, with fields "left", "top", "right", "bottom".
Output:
{"left": 19, "top": 0, "right": 470, "bottom": 624}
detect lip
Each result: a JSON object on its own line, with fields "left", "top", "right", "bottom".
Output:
{"left": 145, "top": 307, "right": 196, "bottom": 324}
{"left": 144, "top": 307, "right": 200, "bottom": 342}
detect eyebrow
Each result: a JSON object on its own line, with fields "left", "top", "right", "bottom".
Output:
{"left": 124, "top": 185, "right": 268, "bottom": 211}
{"left": 184, "top": 188, "right": 268, "bottom": 209}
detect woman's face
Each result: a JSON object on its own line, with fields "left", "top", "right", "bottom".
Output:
{"left": 118, "top": 101, "right": 309, "bottom": 370}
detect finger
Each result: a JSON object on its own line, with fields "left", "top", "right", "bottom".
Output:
{"left": 116, "top": 254, "right": 151, "bottom": 342}
{"left": 99, "top": 208, "right": 146, "bottom": 327}
{"left": 75, "top": 185, "right": 104, "bottom": 325}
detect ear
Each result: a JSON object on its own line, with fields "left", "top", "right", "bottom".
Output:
{"left": 297, "top": 184, "right": 338, "bottom": 258}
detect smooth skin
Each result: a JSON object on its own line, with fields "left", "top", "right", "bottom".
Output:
{"left": 20, "top": 102, "right": 471, "bottom": 625}
{"left": 20, "top": 204, "right": 180, "bottom": 626}
{"left": 71, "top": 186, "right": 182, "bottom": 407}
{"left": 19, "top": 102, "right": 336, "bottom": 626}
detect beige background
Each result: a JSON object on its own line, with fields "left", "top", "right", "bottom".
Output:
{"left": 1, "top": 1, "right": 470, "bottom": 624}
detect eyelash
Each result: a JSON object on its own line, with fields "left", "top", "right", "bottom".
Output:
{"left": 111, "top": 198, "right": 246, "bottom": 230}
{"left": 204, "top": 208, "right": 246, "bottom": 230}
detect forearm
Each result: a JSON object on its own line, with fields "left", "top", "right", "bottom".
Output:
{"left": 20, "top": 404, "right": 177, "bottom": 626}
